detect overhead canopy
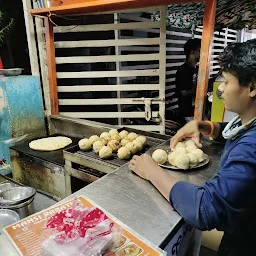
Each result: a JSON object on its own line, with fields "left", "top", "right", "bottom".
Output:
{"left": 152, "top": 0, "right": 256, "bottom": 30}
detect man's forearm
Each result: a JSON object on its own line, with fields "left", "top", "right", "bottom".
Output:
{"left": 149, "top": 166, "right": 178, "bottom": 202}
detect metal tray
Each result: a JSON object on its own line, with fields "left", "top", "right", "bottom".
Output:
{"left": 64, "top": 129, "right": 166, "bottom": 173}
{"left": 149, "top": 145, "right": 210, "bottom": 171}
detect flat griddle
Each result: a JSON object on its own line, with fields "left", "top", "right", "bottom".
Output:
{"left": 10, "top": 134, "right": 80, "bottom": 166}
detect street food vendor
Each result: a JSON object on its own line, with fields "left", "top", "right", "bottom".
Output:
{"left": 129, "top": 39, "right": 256, "bottom": 256}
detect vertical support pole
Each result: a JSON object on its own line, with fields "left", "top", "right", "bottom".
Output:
{"left": 33, "top": 0, "right": 51, "bottom": 116}
{"left": 114, "top": 13, "right": 122, "bottom": 126}
{"left": 45, "top": 18, "right": 59, "bottom": 115}
{"left": 194, "top": 0, "right": 216, "bottom": 121}
{"left": 22, "top": 0, "right": 40, "bottom": 76}
{"left": 159, "top": 6, "right": 166, "bottom": 134}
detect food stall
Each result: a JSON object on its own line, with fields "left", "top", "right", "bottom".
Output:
{"left": 1, "top": 0, "right": 218, "bottom": 255}
{"left": 1, "top": 0, "right": 256, "bottom": 255}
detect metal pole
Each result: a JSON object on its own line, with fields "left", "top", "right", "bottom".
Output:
{"left": 194, "top": 0, "right": 217, "bottom": 121}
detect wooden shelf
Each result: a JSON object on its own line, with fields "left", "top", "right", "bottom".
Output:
{"left": 30, "top": 0, "right": 203, "bottom": 17}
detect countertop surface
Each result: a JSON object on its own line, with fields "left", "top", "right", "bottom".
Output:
{"left": 0, "top": 139, "right": 224, "bottom": 255}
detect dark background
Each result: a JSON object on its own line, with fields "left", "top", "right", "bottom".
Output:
{"left": 0, "top": 0, "right": 31, "bottom": 73}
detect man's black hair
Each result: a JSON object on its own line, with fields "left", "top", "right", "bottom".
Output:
{"left": 219, "top": 39, "right": 256, "bottom": 87}
{"left": 184, "top": 39, "right": 201, "bottom": 58}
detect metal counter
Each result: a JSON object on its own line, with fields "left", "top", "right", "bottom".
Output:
{"left": 1, "top": 140, "right": 224, "bottom": 255}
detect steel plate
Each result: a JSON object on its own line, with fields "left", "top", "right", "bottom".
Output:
{"left": 149, "top": 145, "right": 210, "bottom": 171}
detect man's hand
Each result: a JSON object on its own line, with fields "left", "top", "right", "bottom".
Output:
{"left": 171, "top": 120, "right": 202, "bottom": 149}
{"left": 129, "top": 154, "right": 178, "bottom": 201}
{"left": 129, "top": 154, "right": 162, "bottom": 181}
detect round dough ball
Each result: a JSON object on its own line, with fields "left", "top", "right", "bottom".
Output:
{"left": 184, "top": 140, "right": 196, "bottom": 147}
{"left": 125, "top": 142, "right": 137, "bottom": 154}
{"left": 117, "top": 147, "right": 131, "bottom": 160}
{"left": 187, "top": 152, "right": 199, "bottom": 166}
{"left": 107, "top": 140, "right": 121, "bottom": 152}
{"left": 78, "top": 138, "right": 92, "bottom": 151}
{"left": 100, "top": 132, "right": 111, "bottom": 142}
{"left": 119, "top": 130, "right": 129, "bottom": 139}
{"left": 109, "top": 129, "right": 119, "bottom": 136}
{"left": 175, "top": 147, "right": 187, "bottom": 154}
{"left": 175, "top": 142, "right": 186, "bottom": 149}
{"left": 193, "top": 149, "right": 205, "bottom": 162}
{"left": 136, "top": 136, "right": 147, "bottom": 146}
{"left": 121, "top": 138, "right": 130, "bottom": 147}
{"left": 93, "top": 140, "right": 105, "bottom": 154}
{"left": 175, "top": 153, "right": 190, "bottom": 170}
{"left": 152, "top": 149, "right": 168, "bottom": 164}
{"left": 186, "top": 145, "right": 198, "bottom": 153}
{"left": 133, "top": 140, "right": 143, "bottom": 152}
{"left": 100, "top": 139, "right": 108, "bottom": 145}
{"left": 168, "top": 151, "right": 177, "bottom": 166}
{"left": 127, "top": 132, "right": 138, "bottom": 141}
{"left": 88, "top": 135, "right": 100, "bottom": 145}
{"left": 111, "top": 134, "right": 121, "bottom": 142}
{"left": 99, "top": 146, "right": 112, "bottom": 159}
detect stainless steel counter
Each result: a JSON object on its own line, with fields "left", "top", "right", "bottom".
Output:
{"left": 1, "top": 140, "right": 224, "bottom": 255}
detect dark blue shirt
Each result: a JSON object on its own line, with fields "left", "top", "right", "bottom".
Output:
{"left": 169, "top": 123, "right": 256, "bottom": 242}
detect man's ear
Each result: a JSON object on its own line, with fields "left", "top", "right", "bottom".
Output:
{"left": 249, "top": 84, "right": 256, "bottom": 98}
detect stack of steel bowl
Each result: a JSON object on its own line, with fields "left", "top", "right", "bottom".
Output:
{"left": 0, "top": 182, "right": 36, "bottom": 219}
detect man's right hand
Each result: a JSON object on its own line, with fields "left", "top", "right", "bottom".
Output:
{"left": 170, "top": 120, "right": 202, "bottom": 149}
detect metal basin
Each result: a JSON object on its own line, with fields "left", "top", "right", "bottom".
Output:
{"left": 0, "top": 187, "right": 36, "bottom": 206}
{"left": 0, "top": 209, "right": 20, "bottom": 230}
{"left": 0, "top": 182, "right": 17, "bottom": 193}
{"left": 1, "top": 198, "right": 35, "bottom": 219}
{"left": 0, "top": 68, "right": 23, "bottom": 76}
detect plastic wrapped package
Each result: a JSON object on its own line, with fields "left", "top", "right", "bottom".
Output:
{"left": 41, "top": 199, "right": 122, "bottom": 256}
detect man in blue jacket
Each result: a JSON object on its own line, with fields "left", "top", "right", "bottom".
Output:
{"left": 129, "top": 39, "right": 256, "bottom": 255}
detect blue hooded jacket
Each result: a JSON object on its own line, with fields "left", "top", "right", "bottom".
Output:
{"left": 169, "top": 119, "right": 256, "bottom": 241}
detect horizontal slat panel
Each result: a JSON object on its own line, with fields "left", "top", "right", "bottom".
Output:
{"left": 120, "top": 64, "right": 159, "bottom": 70}
{"left": 166, "top": 78, "right": 175, "bottom": 83}
{"left": 212, "top": 49, "right": 224, "bottom": 53}
{"left": 119, "top": 125, "right": 161, "bottom": 132}
{"left": 166, "top": 84, "right": 176, "bottom": 90}
{"left": 194, "top": 35, "right": 235, "bottom": 43}
{"left": 167, "top": 98, "right": 178, "bottom": 104}
{"left": 58, "top": 84, "right": 160, "bottom": 92}
{"left": 166, "top": 47, "right": 184, "bottom": 52}
{"left": 54, "top": 21, "right": 161, "bottom": 33}
{"left": 60, "top": 112, "right": 159, "bottom": 118}
{"left": 166, "top": 70, "right": 176, "bottom": 76}
{"left": 55, "top": 38, "right": 160, "bottom": 48}
{"left": 166, "top": 30, "right": 191, "bottom": 37}
{"left": 166, "top": 39, "right": 187, "bottom": 44}
{"left": 166, "top": 62, "right": 184, "bottom": 68}
{"left": 56, "top": 53, "right": 160, "bottom": 64}
{"left": 166, "top": 55, "right": 186, "bottom": 60}
{"left": 59, "top": 98, "right": 162, "bottom": 105}
{"left": 210, "top": 65, "right": 221, "bottom": 70}
{"left": 165, "top": 92, "right": 175, "bottom": 98}
{"left": 57, "top": 69, "right": 159, "bottom": 79}
{"left": 196, "top": 28, "right": 237, "bottom": 38}
{"left": 120, "top": 46, "right": 159, "bottom": 52}
{"left": 166, "top": 105, "right": 179, "bottom": 111}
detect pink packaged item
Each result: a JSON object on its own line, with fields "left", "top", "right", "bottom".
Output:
{"left": 41, "top": 199, "right": 122, "bottom": 256}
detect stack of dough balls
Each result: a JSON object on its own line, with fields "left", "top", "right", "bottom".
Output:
{"left": 152, "top": 140, "right": 205, "bottom": 170}
{"left": 169, "top": 140, "right": 205, "bottom": 169}
{"left": 78, "top": 129, "right": 147, "bottom": 160}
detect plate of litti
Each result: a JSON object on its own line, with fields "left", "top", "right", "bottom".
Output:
{"left": 150, "top": 141, "right": 209, "bottom": 170}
